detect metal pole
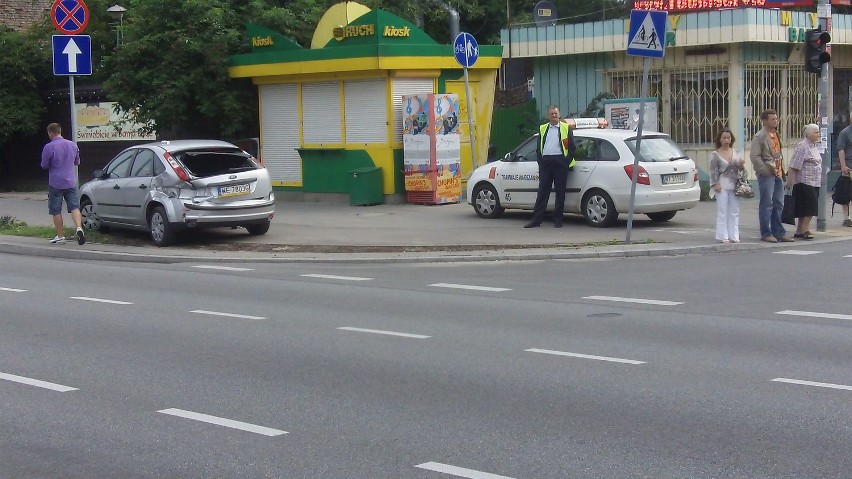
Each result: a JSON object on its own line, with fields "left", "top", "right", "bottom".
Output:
{"left": 626, "top": 57, "right": 651, "bottom": 243}
{"left": 69, "top": 75, "right": 79, "bottom": 187}
{"left": 463, "top": 66, "right": 478, "bottom": 168}
{"left": 816, "top": 0, "right": 831, "bottom": 232}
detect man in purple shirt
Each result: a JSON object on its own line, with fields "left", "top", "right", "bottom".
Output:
{"left": 40, "top": 123, "right": 85, "bottom": 245}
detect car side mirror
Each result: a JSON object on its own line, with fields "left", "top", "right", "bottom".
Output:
{"left": 93, "top": 169, "right": 105, "bottom": 179}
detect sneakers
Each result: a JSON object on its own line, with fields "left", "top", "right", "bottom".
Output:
{"left": 843, "top": 218, "right": 852, "bottom": 227}
{"left": 50, "top": 235, "right": 65, "bottom": 244}
{"left": 76, "top": 227, "right": 86, "bottom": 245}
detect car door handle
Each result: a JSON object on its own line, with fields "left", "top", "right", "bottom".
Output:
{"left": 113, "top": 185, "right": 120, "bottom": 189}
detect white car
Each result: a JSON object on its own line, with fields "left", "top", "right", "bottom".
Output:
{"left": 467, "top": 119, "right": 701, "bottom": 227}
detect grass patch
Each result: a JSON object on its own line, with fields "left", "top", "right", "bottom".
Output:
{"left": 0, "top": 216, "right": 113, "bottom": 243}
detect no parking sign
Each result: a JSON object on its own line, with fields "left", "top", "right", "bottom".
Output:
{"left": 51, "top": 0, "right": 90, "bottom": 35}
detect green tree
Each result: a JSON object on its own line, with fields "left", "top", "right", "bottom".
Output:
{"left": 0, "top": 26, "right": 46, "bottom": 144}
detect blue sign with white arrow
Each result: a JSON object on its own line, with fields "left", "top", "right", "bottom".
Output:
{"left": 52, "top": 35, "right": 92, "bottom": 75}
{"left": 453, "top": 32, "right": 479, "bottom": 68}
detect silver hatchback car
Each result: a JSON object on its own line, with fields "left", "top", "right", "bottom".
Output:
{"left": 79, "top": 140, "right": 275, "bottom": 246}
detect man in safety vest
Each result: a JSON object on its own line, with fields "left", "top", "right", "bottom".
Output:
{"left": 524, "top": 105, "right": 576, "bottom": 228}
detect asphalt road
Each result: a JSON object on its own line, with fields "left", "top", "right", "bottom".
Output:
{"left": 1, "top": 245, "right": 850, "bottom": 478}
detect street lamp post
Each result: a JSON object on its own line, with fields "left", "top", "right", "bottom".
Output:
{"left": 107, "top": 5, "right": 127, "bottom": 46}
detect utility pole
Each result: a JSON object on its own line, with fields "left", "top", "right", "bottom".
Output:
{"left": 816, "top": 0, "right": 832, "bottom": 232}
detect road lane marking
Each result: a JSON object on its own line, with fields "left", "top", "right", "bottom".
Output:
{"left": 337, "top": 327, "right": 430, "bottom": 339}
{"left": 526, "top": 348, "right": 645, "bottom": 365}
{"left": 773, "top": 250, "right": 821, "bottom": 255}
{"left": 583, "top": 295, "right": 682, "bottom": 306}
{"left": 157, "top": 408, "right": 287, "bottom": 436}
{"left": 301, "top": 274, "right": 372, "bottom": 281}
{"left": 70, "top": 296, "right": 132, "bottom": 305}
{"left": 0, "top": 287, "right": 26, "bottom": 292}
{"left": 429, "top": 283, "right": 511, "bottom": 292}
{"left": 776, "top": 310, "right": 852, "bottom": 321}
{"left": 0, "top": 372, "right": 77, "bottom": 392}
{"left": 190, "top": 310, "right": 265, "bottom": 320}
{"left": 191, "top": 265, "right": 254, "bottom": 271}
{"left": 772, "top": 378, "right": 852, "bottom": 391}
{"left": 415, "top": 462, "right": 515, "bottom": 479}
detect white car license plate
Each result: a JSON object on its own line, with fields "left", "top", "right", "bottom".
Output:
{"left": 662, "top": 173, "right": 687, "bottom": 185}
{"left": 218, "top": 184, "right": 250, "bottom": 197}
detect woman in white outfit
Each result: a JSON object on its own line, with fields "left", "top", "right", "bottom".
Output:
{"left": 709, "top": 128, "right": 745, "bottom": 243}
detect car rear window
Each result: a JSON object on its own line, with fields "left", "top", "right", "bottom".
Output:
{"left": 175, "top": 149, "right": 259, "bottom": 177}
{"left": 624, "top": 137, "right": 689, "bottom": 162}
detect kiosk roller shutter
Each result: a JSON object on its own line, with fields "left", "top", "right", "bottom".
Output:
{"left": 392, "top": 78, "right": 435, "bottom": 143}
{"left": 259, "top": 83, "right": 300, "bottom": 184}
{"left": 302, "top": 81, "right": 342, "bottom": 144}
{"left": 344, "top": 79, "right": 387, "bottom": 144}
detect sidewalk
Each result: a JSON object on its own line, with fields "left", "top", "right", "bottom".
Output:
{"left": 2, "top": 192, "right": 851, "bottom": 263}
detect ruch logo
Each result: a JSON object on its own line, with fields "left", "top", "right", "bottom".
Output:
{"left": 333, "top": 24, "right": 376, "bottom": 41}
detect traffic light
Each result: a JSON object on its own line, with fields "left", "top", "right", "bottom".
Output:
{"left": 804, "top": 28, "right": 831, "bottom": 74}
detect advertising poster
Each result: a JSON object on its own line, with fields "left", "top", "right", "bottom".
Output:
{"left": 434, "top": 94, "right": 461, "bottom": 203}
{"left": 603, "top": 98, "right": 658, "bottom": 132}
{"left": 75, "top": 102, "right": 157, "bottom": 142}
{"left": 402, "top": 94, "right": 432, "bottom": 191}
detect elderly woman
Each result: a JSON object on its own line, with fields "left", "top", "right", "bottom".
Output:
{"left": 785, "top": 123, "right": 822, "bottom": 240}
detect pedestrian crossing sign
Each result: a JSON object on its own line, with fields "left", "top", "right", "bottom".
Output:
{"left": 626, "top": 9, "right": 667, "bottom": 58}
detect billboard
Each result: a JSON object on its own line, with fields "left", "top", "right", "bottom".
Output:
{"left": 630, "top": 0, "right": 813, "bottom": 13}
{"left": 75, "top": 102, "right": 156, "bottom": 142}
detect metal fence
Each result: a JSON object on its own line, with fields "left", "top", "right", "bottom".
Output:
{"left": 744, "top": 63, "right": 818, "bottom": 143}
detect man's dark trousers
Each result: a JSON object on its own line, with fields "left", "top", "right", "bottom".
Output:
{"left": 529, "top": 154, "right": 568, "bottom": 226}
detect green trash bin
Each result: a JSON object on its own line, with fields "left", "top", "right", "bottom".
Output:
{"left": 348, "top": 167, "right": 383, "bottom": 206}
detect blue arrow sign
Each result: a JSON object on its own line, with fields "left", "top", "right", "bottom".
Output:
{"left": 453, "top": 32, "right": 479, "bottom": 68}
{"left": 626, "top": 10, "right": 667, "bottom": 58}
{"left": 52, "top": 35, "right": 92, "bottom": 75}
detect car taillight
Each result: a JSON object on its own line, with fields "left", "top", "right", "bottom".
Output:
{"left": 164, "top": 152, "right": 191, "bottom": 182}
{"left": 694, "top": 169, "right": 699, "bottom": 182}
{"left": 623, "top": 164, "right": 650, "bottom": 185}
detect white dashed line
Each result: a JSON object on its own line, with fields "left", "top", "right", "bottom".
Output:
{"left": 415, "top": 462, "right": 516, "bottom": 479}
{"left": 301, "top": 274, "right": 372, "bottom": 281}
{"left": 157, "top": 408, "right": 287, "bottom": 436}
{"left": 526, "top": 348, "right": 645, "bottom": 365}
{"left": 190, "top": 310, "right": 265, "bottom": 320}
{"left": 772, "top": 378, "right": 852, "bottom": 391}
{"left": 583, "top": 295, "right": 682, "bottom": 306}
{"left": 337, "top": 327, "right": 430, "bottom": 339}
{"left": 191, "top": 265, "right": 254, "bottom": 271}
{"left": 0, "top": 287, "right": 26, "bottom": 292}
{"left": 773, "top": 250, "right": 821, "bottom": 255}
{"left": 776, "top": 310, "right": 852, "bottom": 321}
{"left": 70, "top": 296, "right": 133, "bottom": 305}
{"left": 0, "top": 372, "right": 77, "bottom": 392}
{"left": 429, "top": 283, "right": 512, "bottom": 292}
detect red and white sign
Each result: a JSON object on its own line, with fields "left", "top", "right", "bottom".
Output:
{"left": 51, "top": 0, "right": 90, "bottom": 35}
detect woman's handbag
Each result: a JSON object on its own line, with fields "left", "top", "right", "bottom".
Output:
{"left": 782, "top": 190, "right": 796, "bottom": 225}
{"left": 734, "top": 175, "right": 754, "bottom": 198}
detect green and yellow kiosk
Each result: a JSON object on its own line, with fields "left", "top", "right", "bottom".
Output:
{"left": 228, "top": 2, "right": 501, "bottom": 202}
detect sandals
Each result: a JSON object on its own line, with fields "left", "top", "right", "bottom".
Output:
{"left": 793, "top": 231, "right": 815, "bottom": 240}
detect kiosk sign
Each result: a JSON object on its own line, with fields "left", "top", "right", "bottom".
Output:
{"left": 52, "top": 0, "right": 90, "bottom": 35}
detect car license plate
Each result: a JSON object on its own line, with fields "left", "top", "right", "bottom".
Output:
{"left": 218, "top": 184, "right": 250, "bottom": 197}
{"left": 662, "top": 173, "right": 687, "bottom": 185}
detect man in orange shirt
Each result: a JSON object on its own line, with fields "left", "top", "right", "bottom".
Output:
{"left": 749, "top": 109, "right": 794, "bottom": 243}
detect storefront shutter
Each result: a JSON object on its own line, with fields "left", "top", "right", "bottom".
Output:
{"left": 302, "top": 81, "right": 342, "bottom": 144}
{"left": 391, "top": 78, "right": 435, "bottom": 144}
{"left": 259, "top": 83, "right": 301, "bottom": 184}
{"left": 344, "top": 79, "right": 387, "bottom": 144}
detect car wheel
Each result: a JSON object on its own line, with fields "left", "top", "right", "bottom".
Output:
{"left": 246, "top": 220, "right": 270, "bottom": 236}
{"left": 582, "top": 189, "right": 618, "bottom": 228}
{"left": 647, "top": 211, "right": 677, "bottom": 222}
{"left": 472, "top": 184, "right": 504, "bottom": 219}
{"left": 80, "top": 198, "right": 103, "bottom": 232}
{"left": 148, "top": 205, "right": 175, "bottom": 247}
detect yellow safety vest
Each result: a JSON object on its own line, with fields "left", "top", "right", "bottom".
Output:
{"left": 539, "top": 122, "right": 576, "bottom": 169}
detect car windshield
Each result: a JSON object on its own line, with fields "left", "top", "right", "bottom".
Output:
{"left": 175, "top": 149, "right": 259, "bottom": 177}
{"left": 624, "top": 136, "right": 689, "bottom": 162}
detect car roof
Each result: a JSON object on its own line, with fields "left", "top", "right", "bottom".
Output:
{"left": 574, "top": 129, "right": 669, "bottom": 140}
{"left": 135, "top": 139, "right": 240, "bottom": 153}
